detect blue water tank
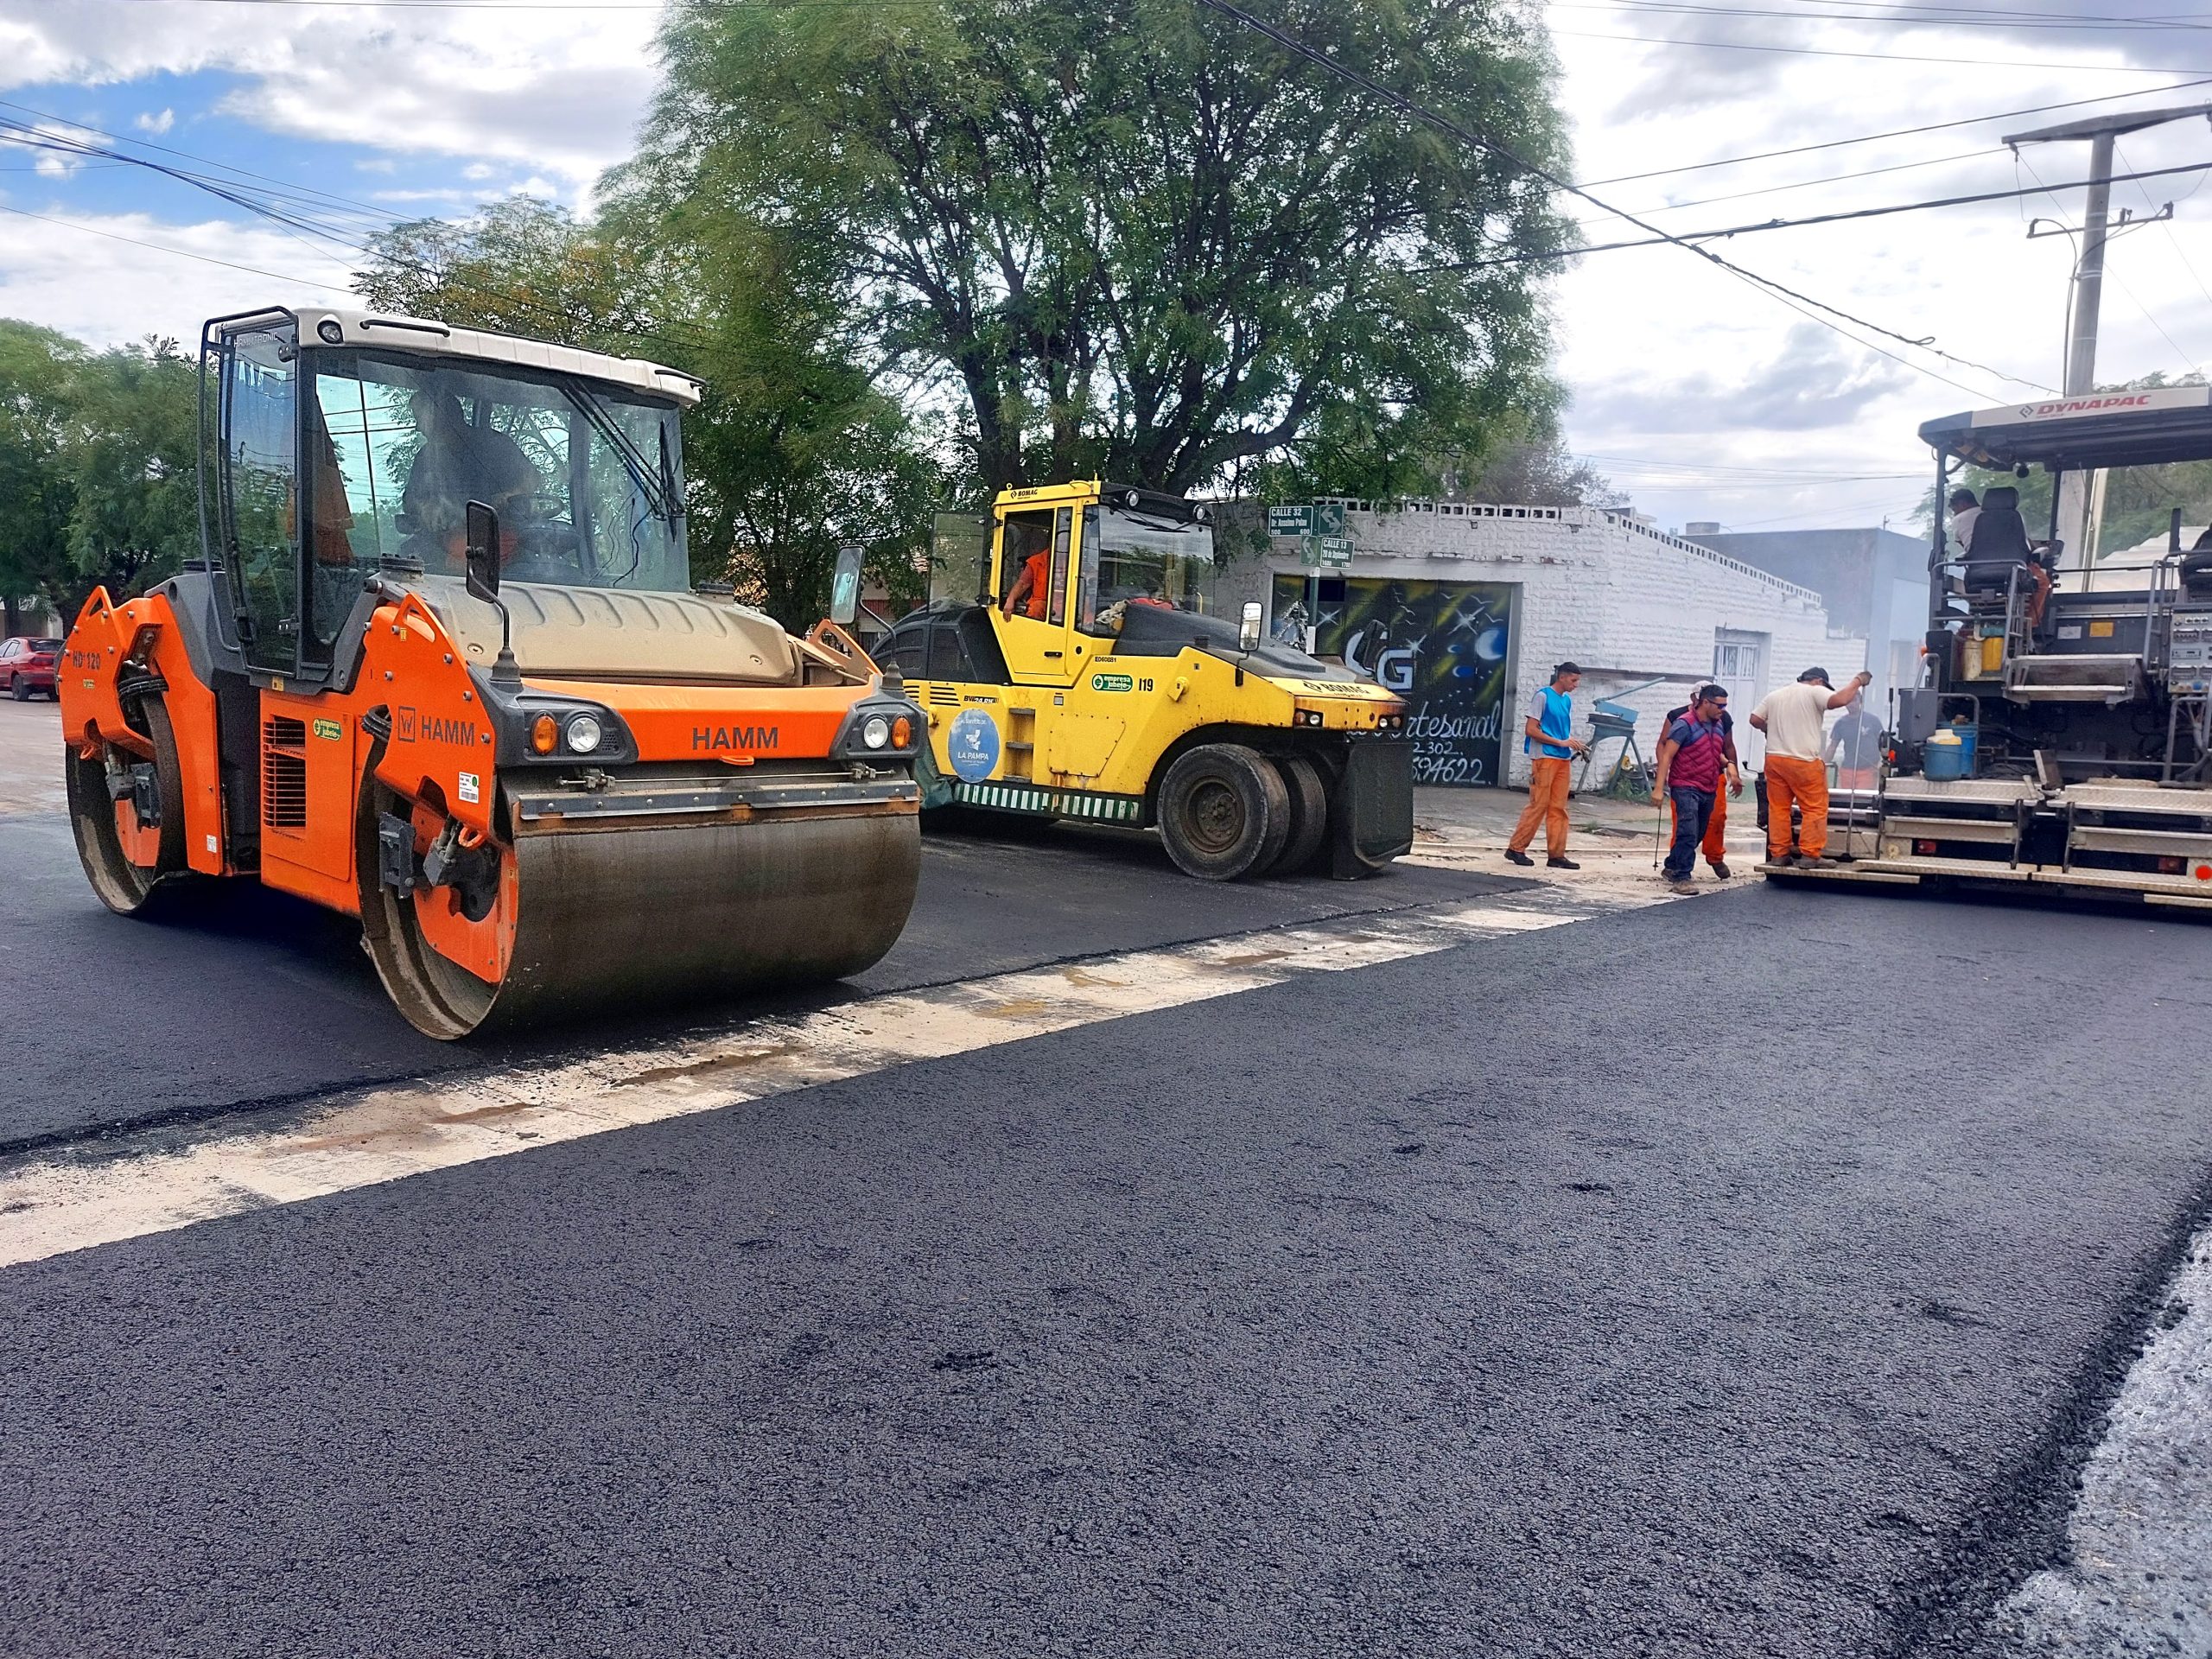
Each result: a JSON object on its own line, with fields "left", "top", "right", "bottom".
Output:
{"left": 1923, "top": 725, "right": 1978, "bottom": 781}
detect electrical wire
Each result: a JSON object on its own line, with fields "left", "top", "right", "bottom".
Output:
{"left": 2117, "top": 135, "right": 2212, "bottom": 333}
{"left": 1468, "top": 159, "right": 2212, "bottom": 266}
{"left": 1548, "top": 26, "right": 2212, "bottom": 74}
{"left": 1614, "top": 145, "right": 2001, "bottom": 219}
{"left": 1551, "top": 0, "right": 2212, "bottom": 35}
{"left": 1579, "top": 77, "right": 2212, "bottom": 188}
{"left": 1192, "top": 0, "right": 2047, "bottom": 403}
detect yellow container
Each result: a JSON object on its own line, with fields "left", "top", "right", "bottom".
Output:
{"left": 1980, "top": 632, "right": 2005, "bottom": 674}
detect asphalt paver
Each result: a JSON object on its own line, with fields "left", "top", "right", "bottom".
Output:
{"left": 0, "top": 809, "right": 1518, "bottom": 1149}
{"left": 3, "top": 886, "right": 2209, "bottom": 1656}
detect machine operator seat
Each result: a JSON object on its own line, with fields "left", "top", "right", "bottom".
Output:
{"left": 1961, "top": 485, "right": 2035, "bottom": 595}
{"left": 2182, "top": 524, "right": 2212, "bottom": 601}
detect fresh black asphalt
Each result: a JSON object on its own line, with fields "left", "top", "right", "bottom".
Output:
{"left": 0, "top": 811, "right": 1516, "bottom": 1149}
{"left": 3, "top": 886, "right": 2209, "bottom": 1656}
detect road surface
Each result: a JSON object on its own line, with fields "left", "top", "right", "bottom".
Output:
{"left": 3, "top": 813, "right": 2209, "bottom": 1656}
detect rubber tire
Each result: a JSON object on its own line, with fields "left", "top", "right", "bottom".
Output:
{"left": 66, "top": 696, "right": 189, "bottom": 916}
{"left": 1157, "top": 742, "right": 1290, "bottom": 880}
{"left": 9, "top": 677, "right": 27, "bottom": 702}
{"left": 1268, "top": 753, "right": 1331, "bottom": 875}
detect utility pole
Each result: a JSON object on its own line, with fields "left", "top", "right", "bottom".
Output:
{"left": 2004, "top": 103, "right": 2212, "bottom": 582}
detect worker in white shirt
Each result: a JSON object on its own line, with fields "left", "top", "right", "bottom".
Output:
{"left": 1751, "top": 665, "right": 1873, "bottom": 866}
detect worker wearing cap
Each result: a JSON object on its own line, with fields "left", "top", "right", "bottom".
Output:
{"left": 1505, "top": 661, "right": 1588, "bottom": 870}
{"left": 1751, "top": 665, "right": 1873, "bottom": 866}
{"left": 1651, "top": 683, "right": 1735, "bottom": 893}
{"left": 1660, "top": 683, "right": 1743, "bottom": 879}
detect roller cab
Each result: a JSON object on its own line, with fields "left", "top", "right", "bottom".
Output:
{"left": 60, "top": 304, "right": 924, "bottom": 1039}
{"left": 876, "top": 481, "right": 1412, "bottom": 880}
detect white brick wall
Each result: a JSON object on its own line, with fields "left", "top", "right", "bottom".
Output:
{"left": 1221, "top": 501, "right": 1865, "bottom": 785}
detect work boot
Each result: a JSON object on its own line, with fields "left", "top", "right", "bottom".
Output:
{"left": 1709, "top": 860, "right": 1732, "bottom": 880}
{"left": 1667, "top": 878, "right": 1696, "bottom": 894}
{"left": 1547, "top": 856, "right": 1580, "bottom": 870}
{"left": 1504, "top": 849, "right": 1535, "bottom": 867}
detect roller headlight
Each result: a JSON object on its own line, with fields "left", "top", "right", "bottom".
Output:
{"left": 565, "top": 713, "right": 603, "bottom": 754}
{"left": 861, "top": 713, "right": 893, "bottom": 751}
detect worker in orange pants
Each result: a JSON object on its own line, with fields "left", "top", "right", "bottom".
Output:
{"left": 1505, "top": 661, "right": 1589, "bottom": 870}
{"left": 1763, "top": 754, "right": 1830, "bottom": 862}
{"left": 1752, "top": 665, "right": 1872, "bottom": 866}
{"left": 1663, "top": 688, "right": 1745, "bottom": 877}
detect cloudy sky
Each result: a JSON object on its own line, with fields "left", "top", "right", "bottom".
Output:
{"left": 2, "top": 0, "right": 2208, "bottom": 535}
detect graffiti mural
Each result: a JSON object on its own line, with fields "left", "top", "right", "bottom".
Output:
{"left": 1271, "top": 575, "right": 1516, "bottom": 786}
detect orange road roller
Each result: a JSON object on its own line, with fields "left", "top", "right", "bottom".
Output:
{"left": 59, "top": 304, "right": 925, "bottom": 1039}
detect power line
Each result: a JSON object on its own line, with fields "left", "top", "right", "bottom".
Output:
{"left": 0, "top": 200, "right": 349, "bottom": 288}
{"left": 2118, "top": 135, "right": 2212, "bottom": 329}
{"left": 0, "top": 107, "right": 721, "bottom": 365}
{"left": 1605, "top": 144, "right": 1994, "bottom": 222}
{"left": 1579, "top": 77, "right": 2212, "bottom": 188}
{"left": 0, "top": 98, "right": 417, "bottom": 230}
{"left": 1552, "top": 0, "right": 2212, "bottom": 35}
{"left": 1191, "top": 0, "right": 2044, "bottom": 404}
{"left": 1465, "top": 159, "right": 2212, "bottom": 267}
{"left": 1550, "top": 25, "right": 2212, "bottom": 73}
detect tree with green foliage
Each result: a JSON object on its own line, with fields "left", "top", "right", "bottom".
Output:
{"left": 60, "top": 336, "right": 200, "bottom": 607}
{"left": 627, "top": 0, "right": 1573, "bottom": 499}
{"left": 356, "top": 199, "right": 944, "bottom": 627}
{"left": 0, "top": 320, "right": 81, "bottom": 634}
{"left": 0, "top": 323, "right": 199, "bottom": 624}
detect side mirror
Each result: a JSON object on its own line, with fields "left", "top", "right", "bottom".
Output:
{"left": 464, "top": 500, "right": 501, "bottom": 605}
{"left": 2172, "top": 506, "right": 2185, "bottom": 554}
{"left": 830, "top": 544, "right": 863, "bottom": 626}
{"left": 1239, "top": 601, "right": 1262, "bottom": 652}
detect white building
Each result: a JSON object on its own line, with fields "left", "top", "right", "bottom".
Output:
{"left": 1218, "top": 500, "right": 1864, "bottom": 787}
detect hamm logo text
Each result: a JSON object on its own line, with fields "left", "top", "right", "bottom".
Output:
{"left": 693, "top": 725, "right": 781, "bottom": 752}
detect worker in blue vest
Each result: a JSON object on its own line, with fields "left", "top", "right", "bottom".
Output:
{"left": 1505, "top": 661, "right": 1588, "bottom": 870}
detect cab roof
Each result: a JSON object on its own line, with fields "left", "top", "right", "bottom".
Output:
{"left": 232, "top": 303, "right": 703, "bottom": 409}
{"left": 1919, "top": 385, "right": 2212, "bottom": 472}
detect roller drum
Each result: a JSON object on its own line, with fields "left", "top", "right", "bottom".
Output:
{"left": 365, "top": 799, "right": 920, "bottom": 1039}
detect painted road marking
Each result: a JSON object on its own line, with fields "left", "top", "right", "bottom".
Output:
{"left": 0, "top": 887, "right": 1665, "bottom": 1269}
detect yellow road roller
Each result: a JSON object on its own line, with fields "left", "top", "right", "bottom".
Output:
{"left": 874, "top": 481, "right": 1412, "bottom": 879}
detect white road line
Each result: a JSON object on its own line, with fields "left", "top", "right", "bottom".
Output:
{"left": 0, "top": 886, "right": 1662, "bottom": 1269}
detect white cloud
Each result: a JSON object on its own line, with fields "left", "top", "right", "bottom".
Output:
{"left": 1548, "top": 19, "right": 2212, "bottom": 531}
{"left": 0, "top": 0, "right": 2204, "bottom": 541}
{"left": 0, "top": 208, "right": 354, "bottom": 347}
{"left": 0, "top": 2, "right": 661, "bottom": 191}
{"left": 133, "top": 107, "right": 172, "bottom": 135}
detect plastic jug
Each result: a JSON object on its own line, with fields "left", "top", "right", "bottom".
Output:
{"left": 1923, "top": 727, "right": 1976, "bottom": 782}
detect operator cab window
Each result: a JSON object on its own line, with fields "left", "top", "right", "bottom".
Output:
{"left": 307, "top": 350, "right": 687, "bottom": 598}
{"left": 999, "top": 508, "right": 1062, "bottom": 621}
{"left": 1076, "top": 503, "right": 1218, "bottom": 632}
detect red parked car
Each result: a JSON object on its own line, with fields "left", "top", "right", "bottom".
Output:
{"left": 0, "top": 635, "right": 60, "bottom": 700}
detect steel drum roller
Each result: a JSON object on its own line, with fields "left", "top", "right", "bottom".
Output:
{"left": 364, "top": 804, "right": 921, "bottom": 1039}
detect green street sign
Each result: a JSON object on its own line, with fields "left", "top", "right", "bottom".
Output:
{"left": 1318, "top": 535, "right": 1353, "bottom": 568}
{"left": 1268, "top": 505, "right": 1313, "bottom": 536}
{"left": 1315, "top": 502, "right": 1348, "bottom": 537}
{"left": 1297, "top": 537, "right": 1319, "bottom": 569}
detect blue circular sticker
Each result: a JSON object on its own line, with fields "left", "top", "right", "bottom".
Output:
{"left": 945, "top": 709, "right": 1001, "bottom": 782}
